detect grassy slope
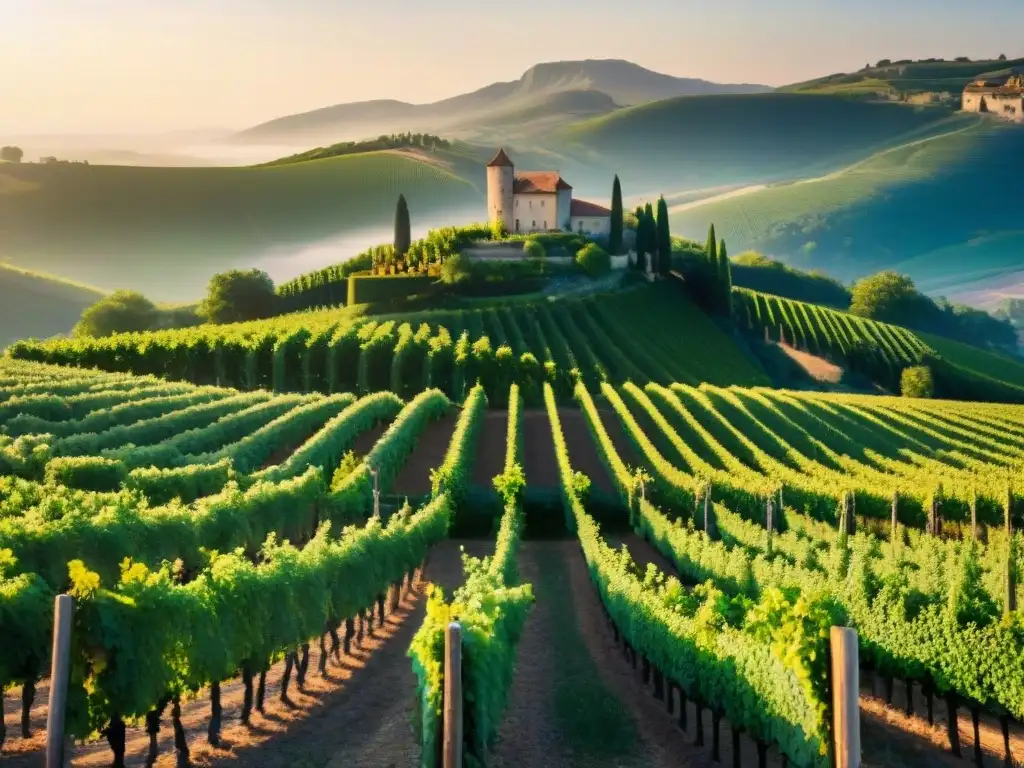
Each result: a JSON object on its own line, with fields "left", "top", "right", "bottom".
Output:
{"left": 784, "top": 57, "right": 1024, "bottom": 96}
{"left": 554, "top": 93, "right": 957, "bottom": 193}
{"left": 918, "top": 331, "right": 1024, "bottom": 394}
{"left": 0, "top": 265, "right": 104, "bottom": 347}
{"left": 0, "top": 150, "right": 482, "bottom": 301}
{"left": 671, "top": 117, "right": 1024, "bottom": 295}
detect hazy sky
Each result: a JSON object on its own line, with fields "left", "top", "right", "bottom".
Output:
{"left": 3, "top": 0, "right": 1023, "bottom": 135}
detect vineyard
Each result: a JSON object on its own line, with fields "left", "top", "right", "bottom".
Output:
{"left": 733, "top": 287, "right": 1024, "bottom": 402}
{"left": 3, "top": 335, "right": 1024, "bottom": 767}
{"left": 6, "top": 284, "right": 770, "bottom": 402}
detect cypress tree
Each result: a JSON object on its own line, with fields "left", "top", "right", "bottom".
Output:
{"left": 394, "top": 194, "right": 411, "bottom": 259}
{"left": 718, "top": 239, "right": 732, "bottom": 314}
{"left": 632, "top": 206, "right": 645, "bottom": 269}
{"left": 610, "top": 176, "right": 624, "bottom": 255}
{"left": 706, "top": 223, "right": 717, "bottom": 265}
{"left": 656, "top": 196, "right": 671, "bottom": 276}
{"left": 643, "top": 202, "right": 655, "bottom": 273}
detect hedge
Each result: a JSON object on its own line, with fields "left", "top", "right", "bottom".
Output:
{"left": 347, "top": 274, "right": 439, "bottom": 305}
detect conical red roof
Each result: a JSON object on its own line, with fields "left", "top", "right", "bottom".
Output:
{"left": 487, "top": 148, "right": 514, "bottom": 167}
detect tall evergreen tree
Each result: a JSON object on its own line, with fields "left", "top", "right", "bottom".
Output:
{"left": 610, "top": 176, "right": 624, "bottom": 255}
{"left": 656, "top": 196, "right": 671, "bottom": 276}
{"left": 718, "top": 238, "right": 732, "bottom": 314}
{"left": 644, "top": 202, "right": 655, "bottom": 274}
{"left": 706, "top": 223, "right": 717, "bottom": 265}
{"left": 394, "top": 194, "right": 411, "bottom": 258}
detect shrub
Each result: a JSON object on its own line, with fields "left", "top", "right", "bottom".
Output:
{"left": 200, "top": 269, "right": 277, "bottom": 324}
{"left": 901, "top": 365, "right": 934, "bottom": 398}
{"left": 440, "top": 253, "right": 472, "bottom": 285}
{"left": 74, "top": 290, "right": 159, "bottom": 338}
{"left": 576, "top": 243, "right": 611, "bottom": 278}
{"left": 523, "top": 238, "right": 546, "bottom": 259}
{"left": 347, "top": 274, "right": 437, "bottom": 305}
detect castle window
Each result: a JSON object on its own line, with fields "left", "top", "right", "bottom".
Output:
{"left": 515, "top": 219, "right": 520, "bottom": 232}
{"left": 541, "top": 200, "right": 545, "bottom": 207}
{"left": 532, "top": 220, "right": 536, "bottom": 228}
{"left": 544, "top": 220, "right": 547, "bottom": 229}
{"left": 515, "top": 199, "right": 519, "bottom": 208}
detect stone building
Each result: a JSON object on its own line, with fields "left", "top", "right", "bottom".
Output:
{"left": 486, "top": 148, "right": 611, "bottom": 238}
{"left": 962, "top": 73, "right": 1024, "bottom": 122}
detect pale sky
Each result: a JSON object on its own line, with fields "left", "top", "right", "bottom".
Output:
{"left": 2, "top": 0, "right": 1023, "bottom": 135}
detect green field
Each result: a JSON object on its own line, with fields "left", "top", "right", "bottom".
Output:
{"left": 784, "top": 56, "right": 1024, "bottom": 97}
{"left": 672, "top": 118, "right": 1024, "bottom": 297}
{"left": 0, "top": 264, "right": 105, "bottom": 347}
{"left": 0, "top": 150, "right": 482, "bottom": 302}
{"left": 555, "top": 93, "right": 959, "bottom": 192}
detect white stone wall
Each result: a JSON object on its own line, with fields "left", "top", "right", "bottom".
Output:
{"left": 570, "top": 216, "right": 611, "bottom": 238}
{"left": 513, "top": 194, "right": 557, "bottom": 233}
{"left": 557, "top": 188, "right": 572, "bottom": 230}
{"left": 962, "top": 91, "right": 1024, "bottom": 122}
{"left": 487, "top": 165, "right": 515, "bottom": 232}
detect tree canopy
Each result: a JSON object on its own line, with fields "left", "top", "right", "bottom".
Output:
{"left": 74, "top": 290, "right": 159, "bottom": 338}
{"left": 394, "top": 194, "right": 411, "bottom": 258}
{"left": 0, "top": 146, "right": 24, "bottom": 163}
{"left": 610, "top": 176, "right": 624, "bottom": 255}
{"left": 199, "top": 269, "right": 277, "bottom": 324}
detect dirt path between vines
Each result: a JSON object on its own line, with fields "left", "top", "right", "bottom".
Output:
{"left": 390, "top": 413, "right": 459, "bottom": 496}
{"left": 1, "top": 539, "right": 489, "bottom": 768}
{"left": 471, "top": 411, "right": 508, "bottom": 488}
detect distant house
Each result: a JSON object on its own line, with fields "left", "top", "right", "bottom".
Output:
{"left": 962, "top": 73, "right": 1024, "bottom": 122}
{"left": 485, "top": 148, "right": 611, "bottom": 238}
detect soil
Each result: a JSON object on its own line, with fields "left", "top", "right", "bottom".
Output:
{"left": 347, "top": 419, "right": 394, "bottom": 459}
{"left": 595, "top": 407, "right": 643, "bottom": 469}
{"left": 558, "top": 408, "right": 615, "bottom": 495}
{"left": 1, "top": 540, "right": 487, "bottom": 768}
{"left": 774, "top": 342, "right": 845, "bottom": 385}
{"left": 471, "top": 411, "right": 508, "bottom": 488}
{"left": 389, "top": 413, "right": 459, "bottom": 496}
{"left": 521, "top": 410, "right": 559, "bottom": 489}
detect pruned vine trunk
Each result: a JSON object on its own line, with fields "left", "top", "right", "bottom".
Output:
{"left": 106, "top": 714, "right": 127, "bottom": 768}
{"left": 947, "top": 693, "right": 962, "bottom": 757}
{"left": 172, "top": 697, "right": 190, "bottom": 768}
{"left": 256, "top": 669, "right": 267, "bottom": 713}
{"left": 241, "top": 666, "right": 254, "bottom": 725}
{"left": 208, "top": 681, "right": 222, "bottom": 746}
{"left": 21, "top": 680, "right": 35, "bottom": 738}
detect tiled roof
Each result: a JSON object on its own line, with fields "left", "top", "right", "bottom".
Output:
{"left": 513, "top": 171, "right": 572, "bottom": 194}
{"left": 570, "top": 199, "right": 611, "bottom": 217}
{"left": 487, "top": 148, "right": 514, "bottom": 167}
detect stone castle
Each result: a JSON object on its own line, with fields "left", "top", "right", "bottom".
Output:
{"left": 486, "top": 148, "right": 611, "bottom": 238}
{"left": 962, "top": 73, "right": 1024, "bottom": 122}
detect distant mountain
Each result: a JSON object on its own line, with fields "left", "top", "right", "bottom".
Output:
{"left": 231, "top": 59, "right": 771, "bottom": 145}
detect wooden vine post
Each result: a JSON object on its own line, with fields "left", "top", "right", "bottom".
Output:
{"left": 830, "top": 626, "right": 861, "bottom": 768}
{"left": 442, "top": 621, "right": 463, "bottom": 768}
{"left": 46, "top": 594, "right": 74, "bottom": 768}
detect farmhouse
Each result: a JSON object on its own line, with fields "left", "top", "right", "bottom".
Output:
{"left": 486, "top": 148, "right": 611, "bottom": 238}
{"left": 962, "top": 73, "right": 1024, "bottom": 122}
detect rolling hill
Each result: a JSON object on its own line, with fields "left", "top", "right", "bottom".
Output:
{"left": 555, "top": 93, "right": 961, "bottom": 194}
{"left": 231, "top": 59, "right": 771, "bottom": 145}
{"left": 784, "top": 56, "right": 1024, "bottom": 98}
{"left": 0, "top": 265, "right": 104, "bottom": 347}
{"left": 669, "top": 116, "right": 1024, "bottom": 305}
{"left": 0, "top": 149, "right": 482, "bottom": 303}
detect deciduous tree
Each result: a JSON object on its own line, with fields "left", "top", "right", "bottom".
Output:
{"left": 0, "top": 146, "right": 23, "bottom": 163}
{"left": 200, "top": 269, "right": 277, "bottom": 324}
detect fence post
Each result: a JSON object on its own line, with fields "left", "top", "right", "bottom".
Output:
{"left": 443, "top": 621, "right": 463, "bottom": 768}
{"left": 46, "top": 594, "right": 74, "bottom": 768}
{"left": 830, "top": 626, "right": 860, "bottom": 768}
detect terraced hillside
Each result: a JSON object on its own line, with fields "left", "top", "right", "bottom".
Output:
{"left": 5, "top": 285, "right": 771, "bottom": 399}
{"left": 4, "top": 357, "right": 1024, "bottom": 768}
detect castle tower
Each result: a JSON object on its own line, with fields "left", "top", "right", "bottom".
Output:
{"left": 486, "top": 148, "right": 515, "bottom": 233}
